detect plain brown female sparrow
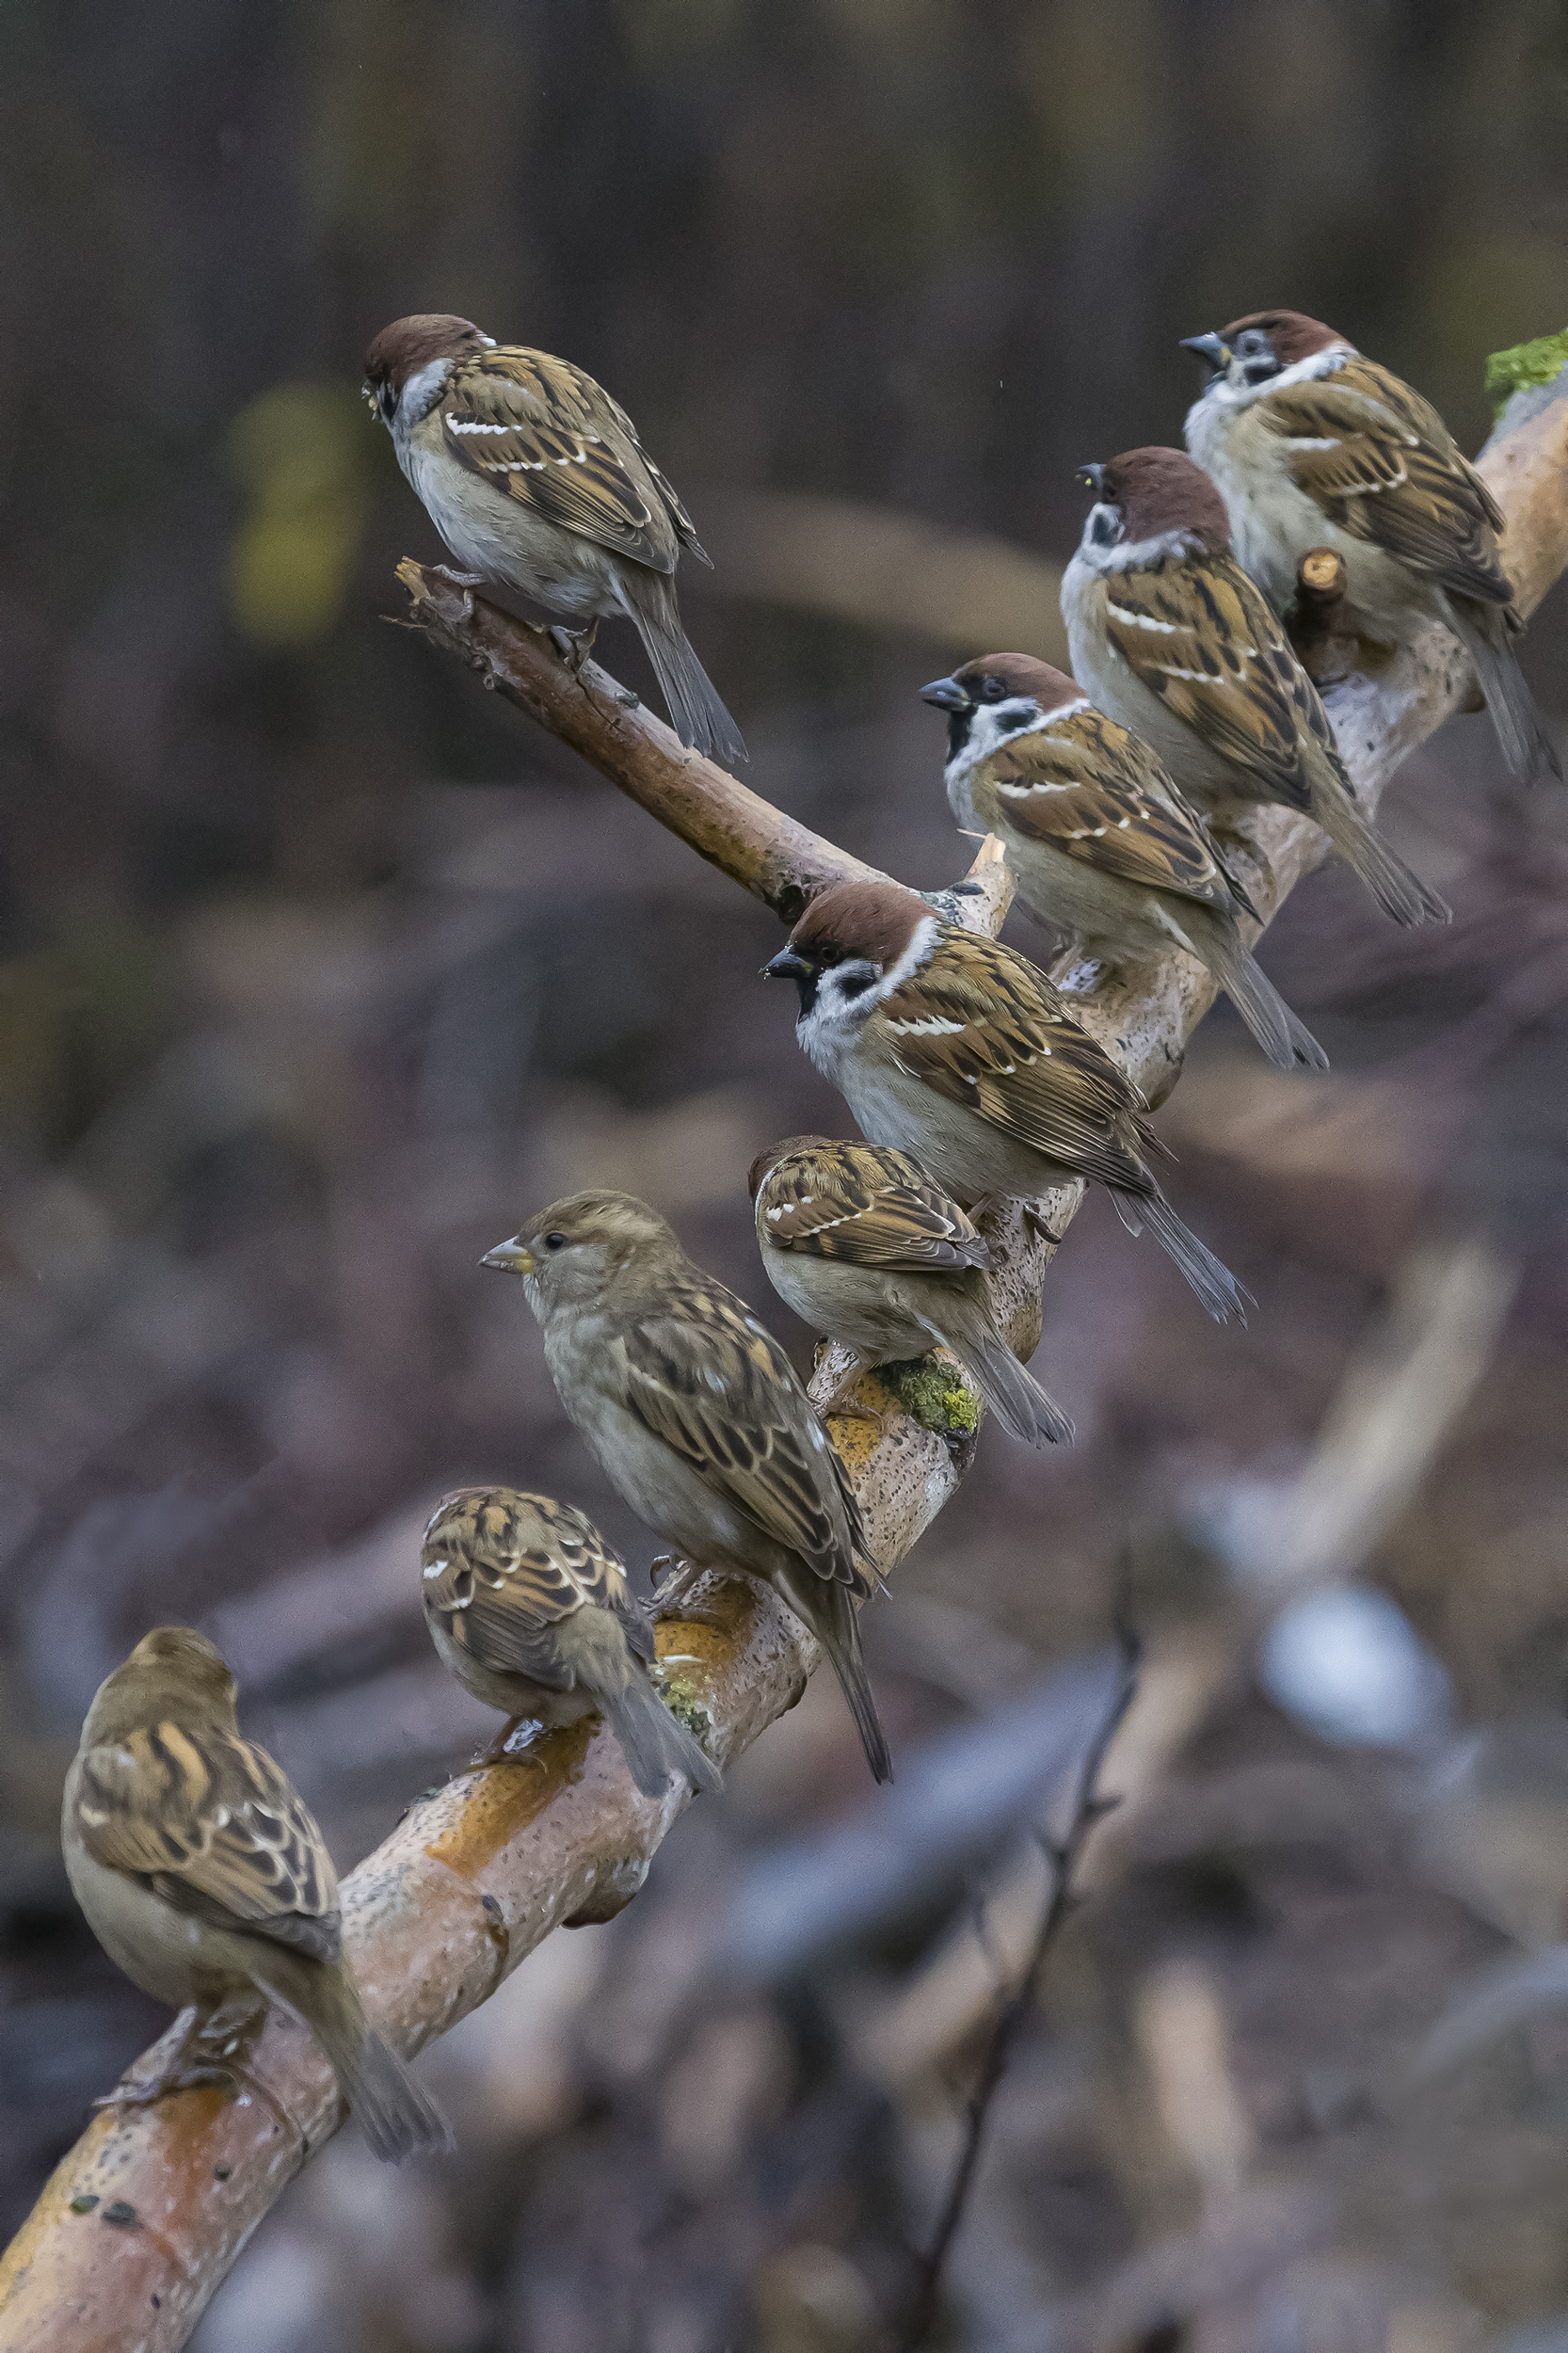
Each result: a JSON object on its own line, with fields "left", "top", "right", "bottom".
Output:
{"left": 1061, "top": 446, "right": 1448, "bottom": 927}
{"left": 761, "top": 879, "right": 1248, "bottom": 1323}
{"left": 923, "top": 651, "right": 1327, "bottom": 1072}
{"left": 422, "top": 1485, "right": 720, "bottom": 1797}
{"left": 62, "top": 1626, "right": 451, "bottom": 2161}
{"left": 363, "top": 312, "right": 744, "bottom": 763}
{"left": 479, "top": 1193, "right": 890, "bottom": 1784}
{"left": 1183, "top": 310, "right": 1559, "bottom": 785}
{"left": 749, "top": 1134, "right": 1074, "bottom": 1446}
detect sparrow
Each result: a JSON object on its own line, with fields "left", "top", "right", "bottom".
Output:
{"left": 761, "top": 879, "right": 1248, "bottom": 1323}
{"left": 1061, "top": 446, "right": 1449, "bottom": 929}
{"left": 421, "top": 1485, "right": 720, "bottom": 1798}
{"left": 362, "top": 313, "right": 745, "bottom": 764}
{"left": 479, "top": 1193, "right": 891, "bottom": 1784}
{"left": 62, "top": 1625, "right": 452, "bottom": 2162}
{"left": 1183, "top": 309, "right": 1559, "bottom": 786}
{"left": 749, "top": 1134, "right": 1074, "bottom": 1447}
{"left": 922, "top": 651, "right": 1328, "bottom": 1073}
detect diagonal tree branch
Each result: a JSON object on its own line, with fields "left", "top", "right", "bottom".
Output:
{"left": 2, "top": 384, "right": 1563, "bottom": 2353}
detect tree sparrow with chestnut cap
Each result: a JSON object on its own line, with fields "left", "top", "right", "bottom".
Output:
{"left": 1062, "top": 447, "right": 1449, "bottom": 928}
{"left": 63, "top": 1626, "right": 452, "bottom": 2160}
{"left": 923, "top": 652, "right": 1328, "bottom": 1072}
{"left": 761, "top": 880, "right": 1248, "bottom": 1323}
{"left": 749, "top": 1133, "right": 1074, "bottom": 1446}
{"left": 422, "top": 1485, "right": 720, "bottom": 1796}
{"left": 480, "top": 1192, "right": 890, "bottom": 1784}
{"left": 363, "top": 313, "right": 744, "bottom": 764}
{"left": 1183, "top": 310, "right": 1559, "bottom": 786}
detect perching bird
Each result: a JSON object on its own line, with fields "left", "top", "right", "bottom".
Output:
{"left": 62, "top": 1626, "right": 452, "bottom": 2162}
{"left": 1062, "top": 445, "right": 1449, "bottom": 928}
{"left": 421, "top": 1485, "right": 720, "bottom": 1798}
{"left": 761, "top": 877, "right": 1248, "bottom": 1324}
{"left": 1183, "top": 308, "right": 1559, "bottom": 786}
{"left": 749, "top": 1133, "right": 1075, "bottom": 1446}
{"left": 922, "top": 650, "right": 1327, "bottom": 1072}
{"left": 363, "top": 312, "right": 745, "bottom": 764}
{"left": 480, "top": 1192, "right": 891, "bottom": 1784}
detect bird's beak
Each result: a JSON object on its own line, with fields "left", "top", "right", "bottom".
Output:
{"left": 1180, "top": 331, "right": 1229, "bottom": 376}
{"left": 920, "top": 676, "right": 971, "bottom": 713}
{"left": 480, "top": 1235, "right": 535, "bottom": 1275}
{"left": 761, "top": 947, "right": 812, "bottom": 983}
{"left": 1077, "top": 462, "right": 1106, "bottom": 498}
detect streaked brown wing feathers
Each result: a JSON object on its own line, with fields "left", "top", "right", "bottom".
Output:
{"left": 984, "top": 714, "right": 1238, "bottom": 908}
{"left": 760, "top": 1145, "right": 990, "bottom": 1271}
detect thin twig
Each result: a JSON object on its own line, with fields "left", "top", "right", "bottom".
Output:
{"left": 898, "top": 1613, "right": 1143, "bottom": 2351}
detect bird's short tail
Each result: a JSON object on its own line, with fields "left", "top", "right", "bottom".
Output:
{"left": 260, "top": 1961, "right": 454, "bottom": 2165}
{"left": 940, "top": 1325, "right": 1075, "bottom": 1447}
{"left": 622, "top": 568, "right": 747, "bottom": 766}
{"left": 814, "top": 1578, "right": 893, "bottom": 1785}
{"left": 1114, "top": 1187, "right": 1252, "bottom": 1324}
{"left": 1196, "top": 924, "right": 1330, "bottom": 1072}
{"left": 605, "top": 1675, "right": 723, "bottom": 1800}
{"left": 1459, "top": 606, "right": 1562, "bottom": 786}
{"left": 1311, "top": 782, "right": 1450, "bottom": 928}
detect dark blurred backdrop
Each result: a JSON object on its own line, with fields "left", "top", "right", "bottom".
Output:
{"left": 4, "top": 7, "right": 1568, "bottom": 2350}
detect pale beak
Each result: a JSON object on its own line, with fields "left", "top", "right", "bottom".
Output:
{"left": 1180, "top": 331, "right": 1229, "bottom": 376}
{"left": 761, "top": 947, "right": 812, "bottom": 983}
{"left": 480, "top": 1235, "right": 535, "bottom": 1274}
{"left": 920, "top": 677, "right": 971, "bottom": 713}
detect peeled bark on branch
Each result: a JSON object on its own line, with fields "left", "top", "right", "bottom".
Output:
{"left": 3, "top": 386, "right": 1564, "bottom": 2353}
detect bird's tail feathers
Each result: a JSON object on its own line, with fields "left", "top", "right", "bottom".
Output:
{"left": 257, "top": 1961, "right": 453, "bottom": 2165}
{"left": 1195, "top": 925, "right": 1330, "bottom": 1072}
{"left": 604, "top": 1676, "right": 723, "bottom": 1799}
{"left": 938, "top": 1324, "right": 1075, "bottom": 1447}
{"left": 623, "top": 569, "right": 748, "bottom": 767}
{"left": 1460, "top": 610, "right": 1562, "bottom": 786}
{"left": 1117, "top": 1188, "right": 1252, "bottom": 1324}
{"left": 815, "top": 1582, "right": 893, "bottom": 1785}
{"left": 1312, "top": 785, "right": 1450, "bottom": 928}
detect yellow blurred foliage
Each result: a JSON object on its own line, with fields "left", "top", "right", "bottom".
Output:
{"left": 227, "top": 382, "right": 370, "bottom": 648}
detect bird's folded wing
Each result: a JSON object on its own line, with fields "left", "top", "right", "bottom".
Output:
{"left": 760, "top": 1148, "right": 991, "bottom": 1271}
{"left": 881, "top": 943, "right": 1153, "bottom": 1187}
{"left": 1258, "top": 359, "right": 1512, "bottom": 604}
{"left": 1102, "top": 555, "right": 1341, "bottom": 811}
{"left": 984, "top": 713, "right": 1244, "bottom": 910}
{"left": 616, "top": 1292, "right": 868, "bottom": 1588}
{"left": 73, "top": 1727, "right": 341, "bottom": 1961}
{"left": 440, "top": 346, "right": 689, "bottom": 572}
{"left": 424, "top": 1493, "right": 650, "bottom": 1680}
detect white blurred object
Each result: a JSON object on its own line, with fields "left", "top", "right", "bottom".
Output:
{"left": 1259, "top": 1586, "right": 1451, "bottom": 1753}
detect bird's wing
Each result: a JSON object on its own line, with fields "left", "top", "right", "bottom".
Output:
{"left": 423, "top": 1489, "right": 647, "bottom": 1684}
{"left": 615, "top": 1285, "right": 868, "bottom": 1589}
{"left": 1258, "top": 358, "right": 1512, "bottom": 605}
{"left": 880, "top": 931, "right": 1154, "bottom": 1189}
{"left": 1102, "top": 552, "right": 1345, "bottom": 812}
{"left": 759, "top": 1144, "right": 992, "bottom": 1271}
{"left": 983, "top": 711, "right": 1244, "bottom": 911}
{"left": 438, "top": 345, "right": 691, "bottom": 572}
{"left": 73, "top": 1726, "right": 341, "bottom": 1961}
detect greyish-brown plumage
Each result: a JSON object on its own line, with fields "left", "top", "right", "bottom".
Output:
{"left": 478, "top": 1193, "right": 891, "bottom": 1784}
{"left": 922, "top": 652, "right": 1327, "bottom": 1072}
{"left": 749, "top": 1134, "right": 1074, "bottom": 1446}
{"left": 422, "top": 1486, "right": 720, "bottom": 1797}
{"left": 761, "top": 879, "right": 1248, "bottom": 1323}
{"left": 62, "top": 1626, "right": 452, "bottom": 2162}
{"left": 1062, "top": 446, "right": 1449, "bottom": 928}
{"left": 362, "top": 312, "right": 744, "bottom": 764}
{"left": 1184, "top": 309, "right": 1559, "bottom": 785}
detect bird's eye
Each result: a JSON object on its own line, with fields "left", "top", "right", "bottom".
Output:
{"left": 981, "top": 678, "right": 1008, "bottom": 703}
{"left": 543, "top": 1232, "right": 567, "bottom": 1252}
{"left": 1238, "top": 330, "right": 1267, "bottom": 357}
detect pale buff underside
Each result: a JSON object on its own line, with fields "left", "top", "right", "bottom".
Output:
{"left": 402, "top": 414, "right": 638, "bottom": 624}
